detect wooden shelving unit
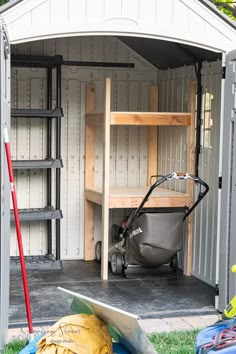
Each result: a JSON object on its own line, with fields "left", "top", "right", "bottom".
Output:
{"left": 84, "top": 78, "right": 195, "bottom": 280}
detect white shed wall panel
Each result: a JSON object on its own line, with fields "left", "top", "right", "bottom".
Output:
{"left": 11, "top": 69, "right": 48, "bottom": 256}
{"left": 3, "top": 0, "right": 236, "bottom": 53}
{"left": 158, "top": 61, "right": 221, "bottom": 285}
{"left": 11, "top": 36, "right": 157, "bottom": 259}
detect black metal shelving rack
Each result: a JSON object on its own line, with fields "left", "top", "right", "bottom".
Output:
{"left": 11, "top": 55, "right": 63, "bottom": 262}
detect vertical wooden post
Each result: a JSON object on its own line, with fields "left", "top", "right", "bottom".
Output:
{"left": 184, "top": 80, "right": 196, "bottom": 275}
{"left": 101, "top": 78, "right": 111, "bottom": 280}
{"left": 147, "top": 86, "right": 158, "bottom": 186}
{"left": 84, "top": 85, "right": 96, "bottom": 260}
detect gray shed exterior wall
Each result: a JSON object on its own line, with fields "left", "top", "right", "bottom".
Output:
{"left": 219, "top": 50, "right": 236, "bottom": 311}
{"left": 158, "top": 60, "right": 222, "bottom": 285}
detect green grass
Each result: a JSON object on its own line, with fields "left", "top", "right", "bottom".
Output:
{"left": 3, "top": 329, "right": 200, "bottom": 354}
{"left": 3, "top": 339, "right": 26, "bottom": 354}
{"left": 148, "top": 329, "right": 200, "bottom": 354}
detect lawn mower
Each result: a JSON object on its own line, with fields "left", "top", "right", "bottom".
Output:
{"left": 95, "top": 172, "right": 209, "bottom": 276}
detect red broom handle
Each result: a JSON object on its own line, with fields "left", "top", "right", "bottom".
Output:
{"left": 4, "top": 127, "right": 33, "bottom": 335}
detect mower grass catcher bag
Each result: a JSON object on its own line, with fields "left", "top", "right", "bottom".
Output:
{"left": 36, "top": 314, "right": 112, "bottom": 354}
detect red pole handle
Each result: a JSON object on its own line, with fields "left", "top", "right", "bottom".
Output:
{"left": 4, "top": 127, "right": 33, "bottom": 335}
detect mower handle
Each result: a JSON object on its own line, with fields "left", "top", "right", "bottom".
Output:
{"left": 125, "top": 172, "right": 209, "bottom": 231}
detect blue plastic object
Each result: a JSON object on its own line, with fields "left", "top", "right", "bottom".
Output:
{"left": 113, "top": 342, "right": 131, "bottom": 353}
{"left": 195, "top": 319, "right": 236, "bottom": 353}
{"left": 19, "top": 334, "right": 44, "bottom": 354}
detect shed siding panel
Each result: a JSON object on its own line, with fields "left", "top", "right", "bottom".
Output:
{"left": 69, "top": 0, "right": 87, "bottom": 24}
{"left": 3, "top": 0, "right": 236, "bottom": 53}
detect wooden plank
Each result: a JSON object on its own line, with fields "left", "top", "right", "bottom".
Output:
{"left": 84, "top": 200, "right": 94, "bottom": 260}
{"left": 149, "top": 86, "right": 158, "bottom": 111}
{"left": 85, "top": 126, "right": 95, "bottom": 188}
{"left": 109, "top": 195, "right": 187, "bottom": 209}
{"left": 110, "top": 112, "right": 191, "bottom": 126}
{"left": 85, "top": 189, "right": 103, "bottom": 205}
{"left": 86, "top": 85, "right": 95, "bottom": 114}
{"left": 101, "top": 78, "right": 111, "bottom": 280}
{"left": 85, "top": 187, "right": 188, "bottom": 208}
{"left": 84, "top": 84, "right": 96, "bottom": 260}
{"left": 86, "top": 113, "right": 104, "bottom": 126}
{"left": 184, "top": 80, "right": 196, "bottom": 276}
{"left": 147, "top": 85, "right": 158, "bottom": 185}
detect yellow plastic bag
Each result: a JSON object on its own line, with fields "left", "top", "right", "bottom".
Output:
{"left": 36, "top": 314, "right": 113, "bottom": 354}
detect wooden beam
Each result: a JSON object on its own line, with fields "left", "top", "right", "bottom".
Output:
{"left": 110, "top": 112, "right": 191, "bottom": 126}
{"left": 147, "top": 85, "right": 158, "bottom": 186}
{"left": 86, "top": 85, "right": 95, "bottom": 114}
{"left": 85, "top": 126, "right": 95, "bottom": 188}
{"left": 149, "top": 85, "right": 158, "bottom": 111}
{"left": 84, "top": 84, "right": 96, "bottom": 260}
{"left": 86, "top": 113, "right": 104, "bottom": 126}
{"left": 184, "top": 80, "right": 196, "bottom": 276}
{"left": 85, "top": 189, "right": 103, "bottom": 205}
{"left": 101, "top": 78, "right": 111, "bottom": 280}
{"left": 84, "top": 200, "right": 95, "bottom": 260}
{"left": 109, "top": 195, "right": 187, "bottom": 209}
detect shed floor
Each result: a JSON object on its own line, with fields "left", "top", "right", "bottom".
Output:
{"left": 9, "top": 260, "right": 215, "bottom": 326}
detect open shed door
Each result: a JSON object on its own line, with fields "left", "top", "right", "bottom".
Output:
{"left": 0, "top": 17, "right": 10, "bottom": 350}
{"left": 219, "top": 50, "right": 236, "bottom": 311}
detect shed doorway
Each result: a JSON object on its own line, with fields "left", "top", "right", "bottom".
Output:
{"left": 9, "top": 35, "right": 222, "bottom": 320}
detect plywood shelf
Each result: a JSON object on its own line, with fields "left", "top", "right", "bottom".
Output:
{"left": 85, "top": 187, "right": 188, "bottom": 209}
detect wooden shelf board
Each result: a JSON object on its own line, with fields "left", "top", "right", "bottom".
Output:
{"left": 110, "top": 112, "right": 191, "bottom": 126}
{"left": 86, "top": 112, "right": 191, "bottom": 126}
{"left": 85, "top": 187, "right": 188, "bottom": 208}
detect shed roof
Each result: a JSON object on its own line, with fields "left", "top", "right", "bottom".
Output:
{"left": 1, "top": 0, "right": 236, "bottom": 69}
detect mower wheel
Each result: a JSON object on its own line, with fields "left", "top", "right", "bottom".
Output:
{"left": 110, "top": 251, "right": 123, "bottom": 275}
{"left": 95, "top": 241, "right": 102, "bottom": 263}
{"left": 170, "top": 254, "right": 178, "bottom": 273}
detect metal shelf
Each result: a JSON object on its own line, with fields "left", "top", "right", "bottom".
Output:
{"left": 10, "top": 255, "right": 62, "bottom": 270}
{"left": 11, "top": 54, "right": 63, "bottom": 260}
{"left": 10, "top": 207, "right": 63, "bottom": 221}
{"left": 11, "top": 108, "right": 63, "bottom": 118}
{"left": 12, "top": 159, "right": 63, "bottom": 169}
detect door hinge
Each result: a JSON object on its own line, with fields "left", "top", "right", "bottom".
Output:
{"left": 218, "top": 176, "right": 222, "bottom": 189}
{"left": 215, "top": 283, "right": 219, "bottom": 296}
{"left": 222, "top": 66, "right": 226, "bottom": 79}
{"left": 2, "top": 26, "right": 10, "bottom": 60}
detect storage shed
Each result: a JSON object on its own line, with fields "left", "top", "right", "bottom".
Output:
{"left": 1, "top": 0, "right": 236, "bottom": 348}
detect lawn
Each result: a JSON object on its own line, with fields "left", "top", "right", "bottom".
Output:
{"left": 3, "top": 329, "right": 199, "bottom": 353}
{"left": 148, "top": 329, "right": 200, "bottom": 354}
{"left": 3, "top": 339, "right": 26, "bottom": 354}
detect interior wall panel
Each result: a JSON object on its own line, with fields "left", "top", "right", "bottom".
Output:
{"left": 10, "top": 70, "right": 48, "bottom": 256}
